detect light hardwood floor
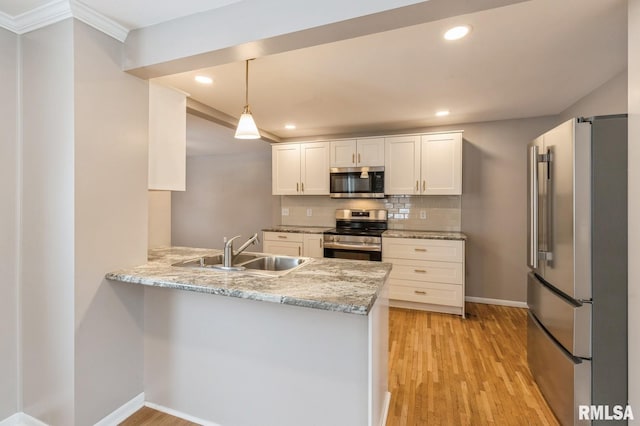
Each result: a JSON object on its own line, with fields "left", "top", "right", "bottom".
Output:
{"left": 121, "top": 303, "right": 558, "bottom": 425}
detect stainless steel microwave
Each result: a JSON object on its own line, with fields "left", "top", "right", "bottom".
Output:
{"left": 329, "top": 167, "right": 385, "bottom": 198}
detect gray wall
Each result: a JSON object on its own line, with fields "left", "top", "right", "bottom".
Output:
{"left": 20, "top": 19, "right": 148, "bottom": 425}
{"left": 558, "top": 70, "right": 628, "bottom": 122}
{"left": 627, "top": 0, "right": 639, "bottom": 418}
{"left": 418, "top": 117, "right": 558, "bottom": 302}
{"left": 0, "top": 27, "right": 18, "bottom": 421}
{"left": 21, "top": 20, "right": 76, "bottom": 425}
{"left": 172, "top": 149, "right": 280, "bottom": 252}
{"left": 73, "top": 21, "right": 148, "bottom": 426}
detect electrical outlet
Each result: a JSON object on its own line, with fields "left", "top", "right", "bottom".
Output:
{"left": 282, "top": 208, "right": 289, "bottom": 216}
{"left": 419, "top": 210, "right": 427, "bottom": 220}
{"left": 306, "top": 208, "right": 313, "bottom": 217}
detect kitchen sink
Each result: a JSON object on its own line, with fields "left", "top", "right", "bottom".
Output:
{"left": 172, "top": 252, "right": 310, "bottom": 276}
{"left": 174, "top": 253, "right": 262, "bottom": 268}
{"left": 240, "top": 256, "right": 306, "bottom": 271}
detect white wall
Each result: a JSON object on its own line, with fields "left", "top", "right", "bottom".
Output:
{"left": 21, "top": 20, "right": 76, "bottom": 425}
{"left": 171, "top": 149, "right": 279, "bottom": 252}
{"left": 628, "top": 0, "right": 639, "bottom": 420}
{"left": 72, "top": 21, "right": 148, "bottom": 426}
{"left": 0, "top": 27, "right": 18, "bottom": 421}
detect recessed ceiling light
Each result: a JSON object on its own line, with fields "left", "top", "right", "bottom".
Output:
{"left": 284, "top": 124, "right": 296, "bottom": 130}
{"left": 436, "top": 110, "right": 450, "bottom": 117}
{"left": 444, "top": 25, "right": 471, "bottom": 41}
{"left": 194, "top": 75, "right": 213, "bottom": 84}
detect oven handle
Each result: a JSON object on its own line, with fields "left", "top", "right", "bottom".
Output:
{"left": 323, "top": 242, "right": 382, "bottom": 252}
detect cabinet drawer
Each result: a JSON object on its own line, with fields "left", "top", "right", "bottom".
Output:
{"left": 386, "top": 258, "right": 463, "bottom": 285}
{"left": 263, "top": 232, "right": 304, "bottom": 243}
{"left": 383, "top": 238, "right": 463, "bottom": 262}
{"left": 389, "top": 280, "right": 463, "bottom": 307}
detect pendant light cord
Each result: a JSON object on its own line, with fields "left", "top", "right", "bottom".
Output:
{"left": 244, "top": 59, "right": 251, "bottom": 110}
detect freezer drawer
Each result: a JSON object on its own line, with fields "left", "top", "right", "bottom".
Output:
{"left": 527, "top": 273, "right": 591, "bottom": 358}
{"left": 528, "top": 312, "right": 591, "bottom": 426}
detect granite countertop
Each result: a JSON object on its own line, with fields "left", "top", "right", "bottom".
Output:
{"left": 262, "top": 225, "right": 333, "bottom": 234}
{"left": 383, "top": 230, "right": 467, "bottom": 241}
{"left": 105, "top": 246, "right": 391, "bottom": 315}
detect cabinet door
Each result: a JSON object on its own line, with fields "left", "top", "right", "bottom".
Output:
{"left": 149, "top": 82, "right": 186, "bottom": 191}
{"left": 263, "top": 240, "right": 303, "bottom": 256}
{"left": 356, "top": 138, "right": 385, "bottom": 167}
{"left": 301, "top": 142, "right": 330, "bottom": 195}
{"left": 384, "top": 136, "right": 421, "bottom": 195}
{"left": 303, "top": 234, "right": 324, "bottom": 258}
{"left": 420, "top": 133, "right": 462, "bottom": 195}
{"left": 330, "top": 140, "right": 357, "bottom": 167}
{"left": 272, "top": 144, "right": 301, "bottom": 195}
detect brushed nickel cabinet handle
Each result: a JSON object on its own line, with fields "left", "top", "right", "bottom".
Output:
{"left": 414, "top": 290, "right": 427, "bottom": 295}
{"left": 296, "top": 182, "right": 299, "bottom": 192}
{"left": 358, "top": 153, "right": 361, "bottom": 163}
{"left": 416, "top": 180, "right": 419, "bottom": 191}
{"left": 414, "top": 248, "right": 427, "bottom": 252}
{"left": 298, "top": 246, "right": 301, "bottom": 256}
{"left": 414, "top": 269, "right": 427, "bottom": 273}
{"left": 422, "top": 180, "right": 426, "bottom": 191}
{"left": 278, "top": 235, "right": 288, "bottom": 239}
{"left": 319, "top": 239, "right": 323, "bottom": 248}
{"left": 352, "top": 153, "right": 355, "bottom": 164}
{"left": 301, "top": 182, "right": 304, "bottom": 192}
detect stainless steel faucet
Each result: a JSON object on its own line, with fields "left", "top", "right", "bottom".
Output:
{"left": 223, "top": 233, "right": 260, "bottom": 268}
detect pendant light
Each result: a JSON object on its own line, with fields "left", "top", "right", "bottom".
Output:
{"left": 234, "top": 59, "right": 260, "bottom": 139}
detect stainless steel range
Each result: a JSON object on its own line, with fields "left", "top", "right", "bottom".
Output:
{"left": 323, "top": 209, "right": 387, "bottom": 261}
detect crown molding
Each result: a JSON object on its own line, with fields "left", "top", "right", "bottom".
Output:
{"left": 0, "top": 0, "right": 129, "bottom": 42}
{"left": 70, "top": 1, "right": 129, "bottom": 42}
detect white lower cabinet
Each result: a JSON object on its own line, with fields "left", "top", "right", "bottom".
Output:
{"left": 303, "top": 234, "right": 324, "bottom": 258}
{"left": 262, "top": 231, "right": 325, "bottom": 258}
{"left": 383, "top": 237, "right": 465, "bottom": 317}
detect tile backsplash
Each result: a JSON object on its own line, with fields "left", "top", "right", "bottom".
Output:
{"left": 280, "top": 195, "right": 461, "bottom": 231}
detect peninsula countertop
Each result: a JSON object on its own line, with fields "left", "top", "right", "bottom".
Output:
{"left": 105, "top": 247, "right": 391, "bottom": 315}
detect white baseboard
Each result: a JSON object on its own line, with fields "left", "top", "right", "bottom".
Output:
{"left": 465, "top": 296, "right": 527, "bottom": 308}
{"left": 144, "top": 402, "right": 221, "bottom": 426}
{"left": 380, "top": 391, "right": 391, "bottom": 426}
{"left": 0, "top": 413, "right": 48, "bottom": 426}
{"left": 94, "top": 392, "right": 145, "bottom": 426}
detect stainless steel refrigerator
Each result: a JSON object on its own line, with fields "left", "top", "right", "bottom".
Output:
{"left": 526, "top": 115, "right": 628, "bottom": 425}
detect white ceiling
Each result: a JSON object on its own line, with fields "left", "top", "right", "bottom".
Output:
{"left": 157, "top": 0, "right": 627, "bottom": 144}
{"left": 0, "top": 0, "right": 628, "bottom": 156}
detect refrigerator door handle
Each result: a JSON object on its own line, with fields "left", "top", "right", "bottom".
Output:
{"left": 539, "top": 149, "right": 553, "bottom": 263}
{"left": 529, "top": 145, "right": 539, "bottom": 269}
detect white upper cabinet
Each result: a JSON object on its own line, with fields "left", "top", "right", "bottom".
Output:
{"left": 272, "top": 142, "right": 329, "bottom": 195}
{"left": 272, "top": 144, "right": 301, "bottom": 195}
{"left": 420, "top": 133, "right": 462, "bottom": 195}
{"left": 148, "top": 82, "right": 186, "bottom": 191}
{"left": 301, "top": 142, "right": 331, "bottom": 195}
{"left": 385, "top": 132, "right": 462, "bottom": 195}
{"left": 384, "top": 135, "right": 421, "bottom": 194}
{"left": 330, "top": 138, "right": 385, "bottom": 167}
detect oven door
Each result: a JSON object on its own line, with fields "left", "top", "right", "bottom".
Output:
{"left": 323, "top": 246, "right": 382, "bottom": 261}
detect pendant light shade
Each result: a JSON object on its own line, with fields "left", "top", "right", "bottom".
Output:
{"left": 235, "top": 59, "right": 260, "bottom": 139}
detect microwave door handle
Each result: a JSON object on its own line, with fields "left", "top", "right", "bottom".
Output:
{"left": 529, "top": 145, "right": 539, "bottom": 269}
